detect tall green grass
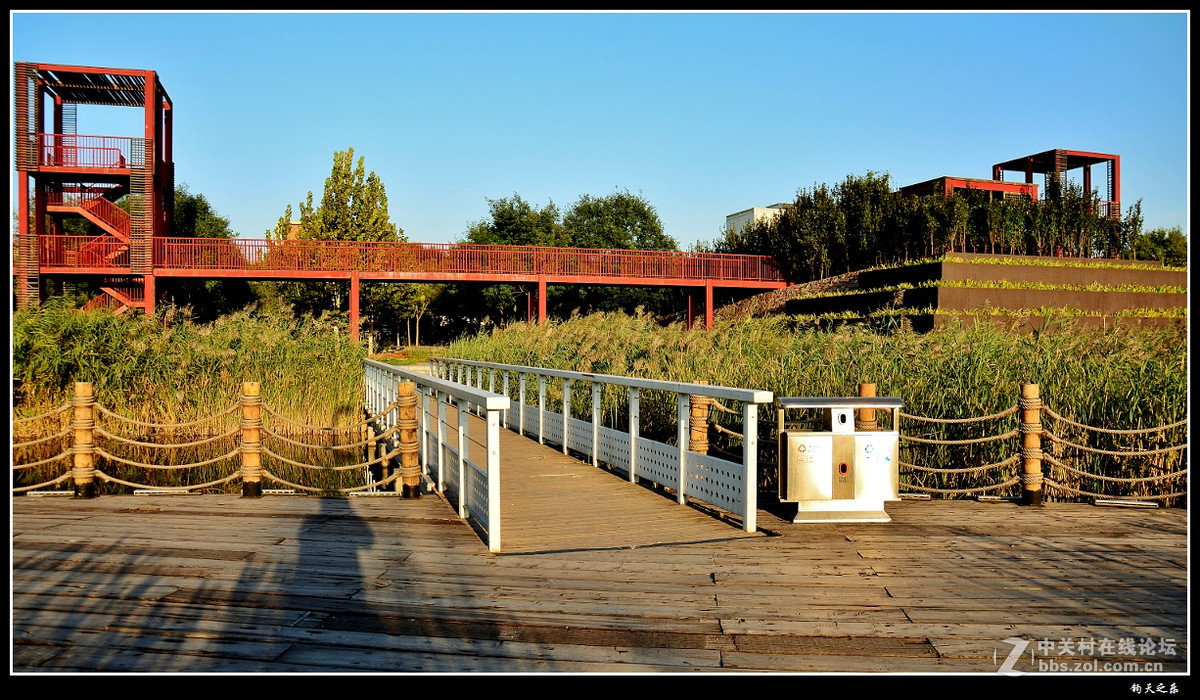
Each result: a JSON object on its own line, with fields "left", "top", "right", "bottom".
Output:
{"left": 13, "top": 299, "right": 365, "bottom": 424}
{"left": 12, "top": 300, "right": 370, "bottom": 494}
{"left": 449, "top": 312, "right": 1188, "bottom": 503}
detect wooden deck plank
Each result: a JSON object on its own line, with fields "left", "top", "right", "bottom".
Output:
{"left": 11, "top": 421, "right": 1189, "bottom": 674}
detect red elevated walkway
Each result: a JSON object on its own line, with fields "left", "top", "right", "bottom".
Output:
{"left": 29, "top": 236, "right": 789, "bottom": 333}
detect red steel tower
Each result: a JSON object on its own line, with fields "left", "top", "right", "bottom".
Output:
{"left": 14, "top": 62, "right": 174, "bottom": 313}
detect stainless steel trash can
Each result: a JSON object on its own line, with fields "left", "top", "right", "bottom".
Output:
{"left": 776, "top": 397, "right": 903, "bottom": 523}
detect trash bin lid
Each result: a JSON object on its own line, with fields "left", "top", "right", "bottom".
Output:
{"left": 776, "top": 396, "right": 904, "bottom": 410}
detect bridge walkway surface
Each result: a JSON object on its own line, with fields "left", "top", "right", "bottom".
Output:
{"left": 447, "top": 409, "right": 766, "bottom": 555}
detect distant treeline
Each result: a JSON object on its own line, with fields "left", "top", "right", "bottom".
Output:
{"left": 710, "top": 172, "right": 1165, "bottom": 284}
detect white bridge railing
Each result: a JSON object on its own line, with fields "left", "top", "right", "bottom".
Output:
{"left": 363, "top": 359, "right": 510, "bottom": 552}
{"left": 431, "top": 357, "right": 772, "bottom": 533}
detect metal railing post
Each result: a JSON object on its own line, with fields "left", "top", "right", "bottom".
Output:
{"left": 457, "top": 398, "right": 468, "bottom": 517}
{"left": 562, "top": 379, "right": 572, "bottom": 455}
{"left": 742, "top": 402, "right": 759, "bottom": 533}
{"left": 677, "top": 393, "right": 690, "bottom": 505}
{"left": 486, "top": 407, "right": 502, "bottom": 553}
{"left": 518, "top": 373, "right": 527, "bottom": 437}
{"left": 436, "top": 391, "right": 447, "bottom": 493}
{"left": 591, "top": 382, "right": 602, "bottom": 467}
{"left": 628, "top": 387, "right": 639, "bottom": 483}
{"left": 502, "top": 371, "right": 510, "bottom": 429}
{"left": 538, "top": 374, "right": 546, "bottom": 445}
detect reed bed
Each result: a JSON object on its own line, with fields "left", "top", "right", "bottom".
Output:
{"left": 12, "top": 301, "right": 371, "bottom": 494}
{"left": 449, "top": 311, "right": 1188, "bottom": 504}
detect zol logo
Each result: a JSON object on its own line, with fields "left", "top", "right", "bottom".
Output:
{"left": 996, "top": 638, "right": 1030, "bottom": 676}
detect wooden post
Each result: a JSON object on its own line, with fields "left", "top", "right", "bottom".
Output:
{"left": 240, "top": 382, "right": 262, "bottom": 498}
{"left": 397, "top": 380, "right": 421, "bottom": 499}
{"left": 72, "top": 382, "right": 97, "bottom": 498}
{"left": 689, "top": 381, "right": 710, "bottom": 456}
{"left": 1020, "top": 384, "right": 1044, "bottom": 506}
{"left": 856, "top": 382, "right": 878, "bottom": 431}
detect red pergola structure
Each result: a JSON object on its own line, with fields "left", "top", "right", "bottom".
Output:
{"left": 898, "top": 176, "right": 1038, "bottom": 202}
{"left": 993, "top": 148, "right": 1121, "bottom": 218}
{"left": 14, "top": 61, "right": 174, "bottom": 314}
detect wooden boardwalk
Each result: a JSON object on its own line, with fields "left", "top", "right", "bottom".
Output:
{"left": 11, "top": 416, "right": 1188, "bottom": 674}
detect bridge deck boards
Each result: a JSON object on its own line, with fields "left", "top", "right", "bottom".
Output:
{"left": 11, "top": 422, "right": 1188, "bottom": 675}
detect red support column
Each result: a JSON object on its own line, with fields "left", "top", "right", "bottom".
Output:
{"left": 686, "top": 292, "right": 695, "bottom": 329}
{"left": 1111, "top": 155, "right": 1121, "bottom": 216}
{"left": 538, "top": 275, "right": 547, "bottom": 325}
{"left": 349, "top": 275, "right": 360, "bottom": 341}
{"left": 143, "top": 274, "right": 156, "bottom": 316}
{"left": 704, "top": 281, "right": 714, "bottom": 331}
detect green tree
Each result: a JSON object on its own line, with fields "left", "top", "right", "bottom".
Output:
{"left": 272, "top": 148, "right": 412, "bottom": 329}
{"left": 455, "top": 194, "right": 565, "bottom": 324}
{"left": 126, "top": 184, "right": 252, "bottom": 320}
{"left": 555, "top": 190, "right": 679, "bottom": 316}
{"left": 1131, "top": 225, "right": 1186, "bottom": 267}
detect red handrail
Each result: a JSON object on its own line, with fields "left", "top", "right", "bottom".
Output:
{"left": 45, "top": 186, "right": 130, "bottom": 240}
{"left": 38, "top": 134, "right": 134, "bottom": 169}
{"left": 150, "top": 238, "right": 785, "bottom": 281}
{"left": 30, "top": 236, "right": 785, "bottom": 283}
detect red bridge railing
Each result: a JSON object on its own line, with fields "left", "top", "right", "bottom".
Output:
{"left": 29, "top": 237, "right": 785, "bottom": 283}
{"left": 152, "top": 238, "right": 786, "bottom": 282}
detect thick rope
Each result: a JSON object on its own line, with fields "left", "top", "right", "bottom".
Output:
{"left": 1043, "top": 479, "right": 1187, "bottom": 502}
{"left": 261, "top": 469, "right": 402, "bottom": 494}
{"left": 900, "top": 454, "right": 1020, "bottom": 475}
{"left": 93, "top": 445, "right": 243, "bottom": 470}
{"left": 260, "top": 420, "right": 401, "bottom": 451}
{"left": 712, "top": 423, "right": 744, "bottom": 440}
{"left": 12, "top": 451, "right": 73, "bottom": 470}
{"left": 95, "top": 469, "right": 241, "bottom": 491}
{"left": 93, "top": 424, "right": 242, "bottom": 449}
{"left": 1041, "top": 406, "right": 1187, "bottom": 435}
{"left": 260, "top": 399, "right": 399, "bottom": 432}
{"left": 901, "top": 428, "right": 1019, "bottom": 446}
{"left": 13, "top": 403, "right": 72, "bottom": 425}
{"left": 898, "top": 405, "right": 1018, "bottom": 424}
{"left": 260, "top": 444, "right": 401, "bottom": 472}
{"left": 898, "top": 476, "right": 1021, "bottom": 496}
{"left": 95, "top": 402, "right": 240, "bottom": 429}
{"left": 12, "top": 425, "right": 74, "bottom": 449}
{"left": 1041, "top": 429, "right": 1188, "bottom": 457}
{"left": 1043, "top": 453, "right": 1188, "bottom": 484}
{"left": 13, "top": 473, "right": 74, "bottom": 492}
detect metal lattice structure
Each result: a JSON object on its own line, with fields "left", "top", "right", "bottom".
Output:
{"left": 13, "top": 61, "right": 174, "bottom": 313}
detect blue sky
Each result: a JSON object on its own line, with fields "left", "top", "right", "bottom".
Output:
{"left": 10, "top": 10, "right": 1190, "bottom": 247}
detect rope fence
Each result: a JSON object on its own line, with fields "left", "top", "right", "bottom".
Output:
{"left": 895, "top": 383, "right": 1187, "bottom": 505}
{"left": 14, "top": 380, "right": 1187, "bottom": 508}
{"left": 11, "top": 380, "right": 422, "bottom": 498}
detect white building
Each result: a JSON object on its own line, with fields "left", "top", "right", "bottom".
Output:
{"left": 725, "top": 203, "right": 790, "bottom": 235}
